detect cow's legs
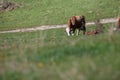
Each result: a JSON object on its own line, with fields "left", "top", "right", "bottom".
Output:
{"left": 83, "top": 27, "right": 86, "bottom": 35}
{"left": 76, "top": 29, "right": 80, "bottom": 36}
{"left": 71, "top": 28, "right": 75, "bottom": 36}
{"left": 66, "top": 27, "right": 70, "bottom": 36}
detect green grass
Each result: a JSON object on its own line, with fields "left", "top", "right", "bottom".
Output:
{"left": 0, "top": 0, "right": 120, "bottom": 31}
{"left": 0, "top": 24, "right": 120, "bottom": 80}
{"left": 0, "top": 0, "right": 120, "bottom": 79}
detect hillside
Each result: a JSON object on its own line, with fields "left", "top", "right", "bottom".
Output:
{"left": 0, "top": 0, "right": 120, "bottom": 31}
{"left": 0, "top": 0, "right": 120, "bottom": 80}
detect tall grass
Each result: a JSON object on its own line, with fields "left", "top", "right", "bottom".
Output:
{"left": 0, "top": 24, "right": 120, "bottom": 80}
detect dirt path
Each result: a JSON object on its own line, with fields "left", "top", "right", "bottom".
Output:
{"left": 0, "top": 18, "right": 117, "bottom": 34}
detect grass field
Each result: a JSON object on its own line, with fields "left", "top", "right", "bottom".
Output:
{"left": 0, "top": 24, "right": 120, "bottom": 80}
{"left": 0, "top": 0, "right": 120, "bottom": 31}
{"left": 1, "top": 0, "right": 120, "bottom": 80}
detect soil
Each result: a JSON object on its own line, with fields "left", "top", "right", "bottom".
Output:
{"left": 0, "top": 1, "right": 22, "bottom": 12}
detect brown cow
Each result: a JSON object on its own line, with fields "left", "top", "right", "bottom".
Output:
{"left": 66, "top": 15, "right": 86, "bottom": 36}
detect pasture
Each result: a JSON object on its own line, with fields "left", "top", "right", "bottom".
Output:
{"left": 0, "top": 24, "right": 120, "bottom": 80}
{"left": 0, "top": 0, "right": 120, "bottom": 80}
{"left": 0, "top": 0, "right": 120, "bottom": 31}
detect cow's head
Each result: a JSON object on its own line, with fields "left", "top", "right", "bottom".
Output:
{"left": 65, "top": 27, "right": 74, "bottom": 36}
{"left": 66, "top": 27, "right": 70, "bottom": 36}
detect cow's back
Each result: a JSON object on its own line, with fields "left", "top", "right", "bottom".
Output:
{"left": 76, "top": 15, "right": 85, "bottom": 22}
{"left": 75, "top": 15, "right": 86, "bottom": 29}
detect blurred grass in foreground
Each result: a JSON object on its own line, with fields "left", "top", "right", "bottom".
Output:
{"left": 0, "top": 24, "right": 120, "bottom": 80}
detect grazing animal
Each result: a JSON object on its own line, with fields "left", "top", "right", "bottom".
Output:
{"left": 66, "top": 15, "right": 86, "bottom": 36}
